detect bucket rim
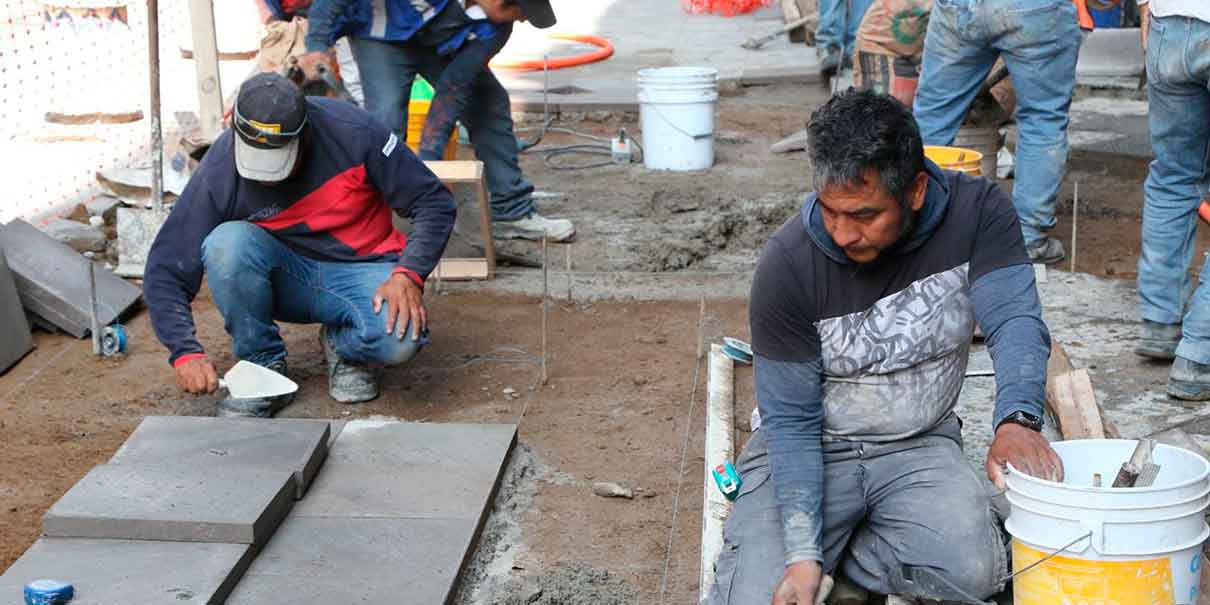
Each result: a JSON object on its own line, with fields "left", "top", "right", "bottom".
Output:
{"left": 637, "top": 66, "right": 719, "bottom": 79}
{"left": 1007, "top": 439, "right": 1210, "bottom": 493}
{"left": 1006, "top": 487, "right": 1210, "bottom": 515}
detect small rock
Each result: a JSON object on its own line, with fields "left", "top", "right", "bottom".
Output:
{"left": 85, "top": 194, "right": 122, "bottom": 223}
{"left": 632, "top": 376, "right": 649, "bottom": 387}
{"left": 592, "top": 482, "right": 634, "bottom": 499}
{"left": 481, "top": 387, "right": 489, "bottom": 392}
{"left": 41, "top": 218, "right": 106, "bottom": 253}
{"left": 494, "top": 406, "right": 510, "bottom": 414}
{"left": 503, "top": 387, "right": 518, "bottom": 396}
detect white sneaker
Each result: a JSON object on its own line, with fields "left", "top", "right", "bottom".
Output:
{"left": 492, "top": 213, "right": 575, "bottom": 242}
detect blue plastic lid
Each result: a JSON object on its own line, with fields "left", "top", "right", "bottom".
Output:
{"left": 24, "top": 579, "right": 74, "bottom": 605}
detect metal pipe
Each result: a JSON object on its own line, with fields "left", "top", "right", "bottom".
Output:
{"left": 87, "top": 256, "right": 101, "bottom": 356}
{"left": 147, "top": 0, "right": 164, "bottom": 213}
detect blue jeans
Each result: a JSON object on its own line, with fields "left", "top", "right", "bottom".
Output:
{"left": 1138, "top": 15, "right": 1210, "bottom": 363}
{"left": 200, "top": 222, "right": 426, "bottom": 367}
{"left": 912, "top": 0, "right": 1081, "bottom": 247}
{"left": 817, "top": 0, "right": 875, "bottom": 52}
{"left": 709, "top": 416, "right": 1005, "bottom": 602}
{"left": 348, "top": 37, "right": 535, "bottom": 222}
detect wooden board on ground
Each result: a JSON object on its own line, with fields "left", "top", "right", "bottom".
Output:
{"left": 781, "top": 0, "right": 815, "bottom": 45}
{"left": 423, "top": 160, "right": 496, "bottom": 280}
{"left": 1045, "top": 341, "right": 1120, "bottom": 439}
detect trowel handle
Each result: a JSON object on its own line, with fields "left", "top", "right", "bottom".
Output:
{"left": 218, "top": 379, "right": 229, "bottom": 391}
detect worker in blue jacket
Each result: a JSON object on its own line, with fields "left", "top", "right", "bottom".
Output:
{"left": 144, "top": 73, "right": 456, "bottom": 418}
{"left": 300, "top": 0, "right": 574, "bottom": 242}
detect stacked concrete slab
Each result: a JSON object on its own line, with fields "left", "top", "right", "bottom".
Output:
{"left": 0, "top": 417, "right": 330, "bottom": 604}
{"left": 0, "top": 248, "right": 33, "bottom": 374}
{"left": 228, "top": 420, "right": 517, "bottom": 604}
{"left": 0, "top": 219, "right": 141, "bottom": 339}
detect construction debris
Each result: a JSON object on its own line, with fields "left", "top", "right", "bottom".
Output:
{"left": 0, "top": 249, "right": 33, "bottom": 375}
{"left": 0, "top": 219, "right": 142, "bottom": 339}
{"left": 1045, "top": 341, "right": 1120, "bottom": 440}
{"left": 592, "top": 482, "right": 635, "bottom": 499}
{"left": 40, "top": 218, "right": 107, "bottom": 254}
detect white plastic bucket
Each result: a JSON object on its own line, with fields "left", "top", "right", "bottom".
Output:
{"left": 1006, "top": 439, "right": 1210, "bottom": 605}
{"left": 637, "top": 67, "right": 719, "bottom": 171}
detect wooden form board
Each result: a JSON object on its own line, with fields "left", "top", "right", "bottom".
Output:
{"left": 188, "top": 0, "right": 223, "bottom": 137}
{"left": 1045, "top": 341, "right": 1120, "bottom": 439}
{"left": 423, "top": 161, "right": 495, "bottom": 281}
{"left": 700, "top": 345, "right": 735, "bottom": 604}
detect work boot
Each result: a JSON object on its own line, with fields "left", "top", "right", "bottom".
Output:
{"left": 216, "top": 359, "right": 294, "bottom": 418}
{"left": 829, "top": 575, "right": 868, "bottom": 604}
{"left": 492, "top": 213, "right": 576, "bottom": 242}
{"left": 820, "top": 46, "right": 843, "bottom": 77}
{"left": 1136, "top": 320, "right": 1181, "bottom": 360}
{"left": 1026, "top": 236, "right": 1065, "bottom": 265}
{"left": 1168, "top": 356, "right": 1210, "bottom": 401}
{"left": 321, "top": 326, "right": 381, "bottom": 404}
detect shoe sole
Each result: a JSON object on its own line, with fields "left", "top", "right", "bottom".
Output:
{"left": 1168, "top": 379, "right": 1210, "bottom": 401}
{"left": 329, "top": 391, "right": 379, "bottom": 404}
{"left": 492, "top": 226, "right": 576, "bottom": 243}
{"left": 1135, "top": 344, "right": 1178, "bottom": 361}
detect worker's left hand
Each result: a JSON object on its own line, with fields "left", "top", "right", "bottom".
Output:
{"left": 986, "top": 422, "right": 1064, "bottom": 490}
{"left": 373, "top": 273, "right": 427, "bottom": 341}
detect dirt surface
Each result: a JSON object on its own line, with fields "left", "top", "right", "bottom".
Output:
{"left": 1, "top": 80, "right": 1202, "bottom": 602}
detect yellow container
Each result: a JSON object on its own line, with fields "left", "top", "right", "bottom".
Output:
{"left": 924, "top": 145, "right": 983, "bottom": 176}
{"left": 405, "top": 99, "right": 459, "bottom": 161}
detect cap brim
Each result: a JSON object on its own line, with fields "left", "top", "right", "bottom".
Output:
{"left": 521, "top": 0, "right": 556, "bottom": 28}
{"left": 235, "top": 136, "right": 299, "bottom": 183}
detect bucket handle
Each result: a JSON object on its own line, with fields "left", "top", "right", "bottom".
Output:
{"left": 1007, "top": 531, "right": 1093, "bottom": 582}
{"left": 648, "top": 105, "right": 713, "bottom": 141}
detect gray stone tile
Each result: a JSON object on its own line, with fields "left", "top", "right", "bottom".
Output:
{"left": 43, "top": 464, "right": 294, "bottom": 545}
{"left": 0, "top": 219, "right": 141, "bottom": 339}
{"left": 0, "top": 538, "right": 253, "bottom": 605}
{"left": 226, "top": 517, "right": 476, "bottom": 604}
{"left": 292, "top": 421, "right": 516, "bottom": 520}
{"left": 0, "top": 249, "right": 33, "bottom": 375}
{"left": 109, "top": 416, "right": 330, "bottom": 499}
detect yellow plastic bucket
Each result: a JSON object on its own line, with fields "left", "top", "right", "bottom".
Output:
{"left": 405, "top": 99, "right": 459, "bottom": 161}
{"left": 924, "top": 145, "right": 983, "bottom": 176}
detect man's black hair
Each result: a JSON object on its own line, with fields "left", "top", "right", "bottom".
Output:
{"left": 805, "top": 89, "right": 926, "bottom": 206}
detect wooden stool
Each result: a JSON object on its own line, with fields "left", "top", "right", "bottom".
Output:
{"left": 423, "top": 160, "right": 496, "bottom": 281}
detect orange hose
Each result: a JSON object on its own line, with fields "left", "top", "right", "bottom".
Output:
{"left": 490, "top": 34, "right": 614, "bottom": 71}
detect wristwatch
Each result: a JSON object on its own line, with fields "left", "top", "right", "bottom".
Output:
{"left": 997, "top": 411, "right": 1043, "bottom": 432}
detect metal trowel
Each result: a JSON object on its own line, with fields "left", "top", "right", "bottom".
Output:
{"left": 219, "top": 361, "right": 299, "bottom": 400}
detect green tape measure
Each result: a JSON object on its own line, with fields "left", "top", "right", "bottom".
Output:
{"left": 712, "top": 461, "right": 742, "bottom": 501}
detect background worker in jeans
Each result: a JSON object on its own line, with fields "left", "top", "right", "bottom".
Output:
{"left": 1134, "top": 0, "right": 1210, "bottom": 400}
{"left": 912, "top": 0, "right": 1091, "bottom": 265}
{"left": 301, "top": 0, "right": 574, "bottom": 242}
{"left": 817, "top": 0, "right": 875, "bottom": 76}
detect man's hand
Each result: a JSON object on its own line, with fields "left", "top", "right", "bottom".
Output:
{"left": 986, "top": 422, "right": 1064, "bottom": 489}
{"left": 373, "top": 273, "right": 426, "bottom": 341}
{"left": 175, "top": 357, "right": 219, "bottom": 394}
{"left": 772, "top": 561, "right": 823, "bottom": 605}
{"left": 1140, "top": 3, "right": 1150, "bottom": 54}
{"left": 298, "top": 50, "right": 335, "bottom": 81}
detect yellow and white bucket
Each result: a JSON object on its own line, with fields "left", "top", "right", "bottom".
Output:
{"left": 1006, "top": 440, "right": 1210, "bottom": 605}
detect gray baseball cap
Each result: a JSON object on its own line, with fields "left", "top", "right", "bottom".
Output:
{"left": 232, "top": 73, "right": 308, "bottom": 183}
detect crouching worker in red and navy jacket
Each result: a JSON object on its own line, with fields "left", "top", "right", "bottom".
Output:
{"left": 144, "top": 72, "right": 455, "bottom": 418}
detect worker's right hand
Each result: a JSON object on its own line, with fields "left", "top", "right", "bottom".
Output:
{"left": 175, "top": 357, "right": 219, "bottom": 394}
{"left": 298, "top": 50, "right": 334, "bottom": 81}
{"left": 772, "top": 560, "right": 822, "bottom": 605}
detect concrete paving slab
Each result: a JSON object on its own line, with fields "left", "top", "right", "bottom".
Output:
{"left": 109, "top": 416, "right": 330, "bottom": 499}
{"left": 1068, "top": 96, "right": 1150, "bottom": 158}
{"left": 294, "top": 421, "right": 516, "bottom": 520}
{"left": 0, "top": 249, "right": 33, "bottom": 375}
{"left": 226, "top": 517, "right": 477, "bottom": 604}
{"left": 1076, "top": 28, "right": 1144, "bottom": 80}
{"left": 0, "top": 219, "right": 142, "bottom": 338}
{"left": 0, "top": 538, "right": 253, "bottom": 605}
{"left": 43, "top": 463, "right": 294, "bottom": 545}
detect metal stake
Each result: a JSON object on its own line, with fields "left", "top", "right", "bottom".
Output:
{"left": 541, "top": 237, "right": 549, "bottom": 385}
{"left": 147, "top": 0, "right": 164, "bottom": 213}
{"left": 87, "top": 255, "right": 101, "bottom": 356}
{"left": 565, "top": 245, "right": 572, "bottom": 302}
{"left": 1070, "top": 181, "right": 1078, "bottom": 274}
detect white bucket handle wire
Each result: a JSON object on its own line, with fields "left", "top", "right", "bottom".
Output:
{"left": 647, "top": 104, "right": 714, "bottom": 141}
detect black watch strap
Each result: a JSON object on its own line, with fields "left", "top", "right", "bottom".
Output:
{"left": 998, "top": 410, "right": 1043, "bottom": 432}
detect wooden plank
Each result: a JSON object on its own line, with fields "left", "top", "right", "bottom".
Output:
{"left": 700, "top": 345, "right": 734, "bottom": 604}
{"left": 422, "top": 160, "right": 484, "bottom": 185}
{"left": 476, "top": 176, "right": 497, "bottom": 279}
{"left": 189, "top": 0, "right": 223, "bottom": 137}
{"left": 429, "top": 258, "right": 488, "bottom": 282}
{"left": 1045, "top": 340, "right": 1117, "bottom": 439}
{"left": 781, "top": 0, "right": 807, "bottom": 44}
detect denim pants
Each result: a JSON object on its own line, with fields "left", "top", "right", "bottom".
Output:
{"left": 1138, "top": 15, "right": 1210, "bottom": 364}
{"left": 348, "top": 37, "right": 535, "bottom": 222}
{"left": 708, "top": 416, "right": 1006, "bottom": 602}
{"left": 817, "top": 0, "right": 875, "bottom": 52}
{"left": 200, "top": 222, "right": 426, "bottom": 367}
{"left": 913, "top": 0, "right": 1081, "bottom": 247}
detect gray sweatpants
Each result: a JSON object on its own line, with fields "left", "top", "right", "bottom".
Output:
{"left": 708, "top": 416, "right": 1007, "bottom": 603}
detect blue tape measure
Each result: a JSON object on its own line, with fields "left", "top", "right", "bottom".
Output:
{"left": 24, "top": 579, "right": 73, "bottom": 605}
{"left": 721, "top": 337, "right": 753, "bottom": 365}
{"left": 711, "top": 461, "right": 743, "bottom": 501}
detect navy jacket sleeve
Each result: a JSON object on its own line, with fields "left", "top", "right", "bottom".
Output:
{"left": 750, "top": 238, "right": 826, "bottom": 565}
{"left": 968, "top": 180, "right": 1050, "bottom": 428}
{"left": 143, "top": 138, "right": 236, "bottom": 365}
{"left": 304, "top": 0, "right": 355, "bottom": 52}
{"left": 362, "top": 122, "right": 456, "bottom": 282}
{"left": 417, "top": 24, "right": 510, "bottom": 161}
